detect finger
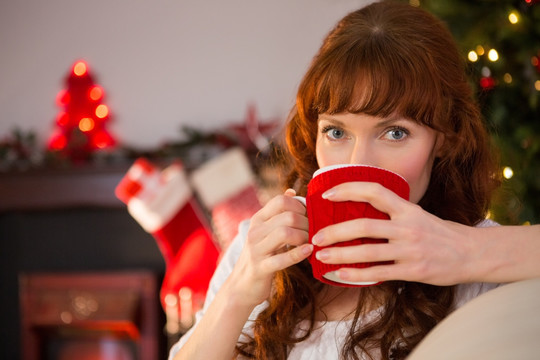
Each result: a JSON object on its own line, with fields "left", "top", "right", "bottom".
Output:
{"left": 335, "top": 262, "right": 454, "bottom": 286}
{"left": 259, "top": 225, "right": 309, "bottom": 255}
{"left": 322, "top": 181, "right": 410, "bottom": 217}
{"left": 261, "top": 244, "right": 314, "bottom": 273}
{"left": 312, "top": 217, "right": 401, "bottom": 247}
{"left": 250, "top": 206, "right": 309, "bottom": 241}
{"left": 252, "top": 193, "right": 306, "bottom": 224}
{"left": 315, "top": 243, "right": 402, "bottom": 264}
{"left": 333, "top": 263, "right": 407, "bottom": 283}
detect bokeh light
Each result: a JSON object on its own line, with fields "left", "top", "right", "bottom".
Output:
{"left": 79, "top": 117, "right": 95, "bottom": 132}
{"left": 73, "top": 61, "right": 88, "bottom": 77}
{"left": 95, "top": 104, "right": 109, "bottom": 119}
{"left": 488, "top": 49, "right": 499, "bottom": 62}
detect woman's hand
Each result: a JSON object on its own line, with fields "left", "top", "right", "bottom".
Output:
{"left": 311, "top": 182, "right": 478, "bottom": 286}
{"left": 173, "top": 190, "right": 311, "bottom": 360}
{"left": 225, "top": 189, "right": 312, "bottom": 307}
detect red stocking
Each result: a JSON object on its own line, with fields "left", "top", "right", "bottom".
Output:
{"left": 115, "top": 158, "right": 220, "bottom": 326}
{"left": 190, "top": 148, "right": 261, "bottom": 251}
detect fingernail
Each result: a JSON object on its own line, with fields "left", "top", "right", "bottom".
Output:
{"left": 315, "top": 249, "right": 329, "bottom": 261}
{"left": 312, "top": 232, "right": 324, "bottom": 245}
{"left": 337, "top": 269, "right": 349, "bottom": 280}
{"left": 302, "top": 244, "right": 314, "bottom": 255}
{"left": 285, "top": 188, "right": 296, "bottom": 196}
{"left": 322, "top": 189, "right": 336, "bottom": 199}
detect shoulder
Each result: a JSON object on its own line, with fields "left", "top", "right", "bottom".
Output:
{"left": 475, "top": 218, "right": 500, "bottom": 228}
{"left": 454, "top": 282, "right": 501, "bottom": 309}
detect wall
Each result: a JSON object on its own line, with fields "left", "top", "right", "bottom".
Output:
{"left": 0, "top": 0, "right": 371, "bottom": 149}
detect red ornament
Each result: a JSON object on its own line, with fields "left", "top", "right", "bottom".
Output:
{"left": 47, "top": 60, "right": 117, "bottom": 161}
{"left": 532, "top": 54, "right": 540, "bottom": 73}
{"left": 480, "top": 76, "right": 496, "bottom": 90}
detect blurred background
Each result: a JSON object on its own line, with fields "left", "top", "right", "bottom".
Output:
{"left": 421, "top": 0, "right": 540, "bottom": 226}
{"left": 1, "top": 0, "right": 538, "bottom": 359}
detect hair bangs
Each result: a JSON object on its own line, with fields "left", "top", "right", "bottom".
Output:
{"left": 310, "top": 37, "right": 445, "bottom": 128}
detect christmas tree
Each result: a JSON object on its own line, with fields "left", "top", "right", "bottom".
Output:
{"left": 48, "top": 60, "right": 116, "bottom": 162}
{"left": 417, "top": 0, "right": 540, "bottom": 224}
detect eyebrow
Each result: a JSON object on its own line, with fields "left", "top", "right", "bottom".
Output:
{"left": 317, "top": 116, "right": 345, "bottom": 127}
{"left": 375, "top": 115, "right": 407, "bottom": 128}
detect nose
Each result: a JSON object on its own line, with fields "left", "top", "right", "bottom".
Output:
{"left": 349, "top": 141, "right": 377, "bottom": 166}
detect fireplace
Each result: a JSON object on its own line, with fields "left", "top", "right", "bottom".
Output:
{"left": 0, "top": 165, "right": 166, "bottom": 359}
{"left": 19, "top": 272, "right": 159, "bottom": 360}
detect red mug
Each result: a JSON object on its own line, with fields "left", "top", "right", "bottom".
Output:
{"left": 296, "top": 164, "right": 409, "bottom": 287}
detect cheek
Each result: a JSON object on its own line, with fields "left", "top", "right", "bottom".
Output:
{"left": 315, "top": 136, "right": 347, "bottom": 168}
{"left": 396, "top": 155, "right": 434, "bottom": 204}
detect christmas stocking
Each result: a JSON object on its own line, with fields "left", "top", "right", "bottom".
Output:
{"left": 190, "top": 147, "right": 262, "bottom": 251}
{"left": 115, "top": 158, "right": 220, "bottom": 323}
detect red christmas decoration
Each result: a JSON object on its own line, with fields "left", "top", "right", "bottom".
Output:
{"left": 480, "top": 76, "right": 496, "bottom": 90}
{"left": 48, "top": 60, "right": 116, "bottom": 161}
{"left": 226, "top": 104, "right": 282, "bottom": 153}
{"left": 532, "top": 53, "right": 540, "bottom": 73}
{"left": 115, "top": 158, "right": 220, "bottom": 330}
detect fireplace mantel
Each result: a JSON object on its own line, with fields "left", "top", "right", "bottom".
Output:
{"left": 0, "top": 164, "right": 130, "bottom": 211}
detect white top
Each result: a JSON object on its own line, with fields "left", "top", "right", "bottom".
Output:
{"left": 169, "top": 219, "right": 501, "bottom": 360}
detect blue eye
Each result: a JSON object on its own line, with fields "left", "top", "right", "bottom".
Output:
{"left": 329, "top": 128, "right": 345, "bottom": 139}
{"left": 322, "top": 126, "right": 346, "bottom": 140}
{"left": 385, "top": 127, "right": 408, "bottom": 141}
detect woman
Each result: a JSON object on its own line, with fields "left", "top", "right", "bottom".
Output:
{"left": 170, "top": 1, "right": 540, "bottom": 359}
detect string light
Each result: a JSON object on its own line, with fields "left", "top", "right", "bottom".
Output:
{"left": 95, "top": 104, "right": 109, "bottom": 119}
{"left": 480, "top": 67, "right": 495, "bottom": 90}
{"left": 468, "top": 51, "right": 478, "bottom": 62}
{"left": 508, "top": 11, "right": 519, "bottom": 24}
{"left": 73, "top": 61, "right": 88, "bottom": 77}
{"left": 88, "top": 86, "right": 103, "bottom": 101}
{"left": 480, "top": 77, "right": 495, "bottom": 89}
{"left": 79, "top": 117, "right": 95, "bottom": 132}
{"left": 488, "top": 49, "right": 499, "bottom": 62}
{"left": 503, "top": 73, "right": 513, "bottom": 84}
{"left": 535, "top": 80, "right": 540, "bottom": 91}
{"left": 476, "top": 45, "right": 485, "bottom": 56}
{"left": 503, "top": 166, "right": 514, "bottom": 179}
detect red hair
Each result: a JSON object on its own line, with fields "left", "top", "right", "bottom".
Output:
{"left": 237, "top": 1, "right": 499, "bottom": 359}
{"left": 286, "top": 1, "right": 498, "bottom": 224}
